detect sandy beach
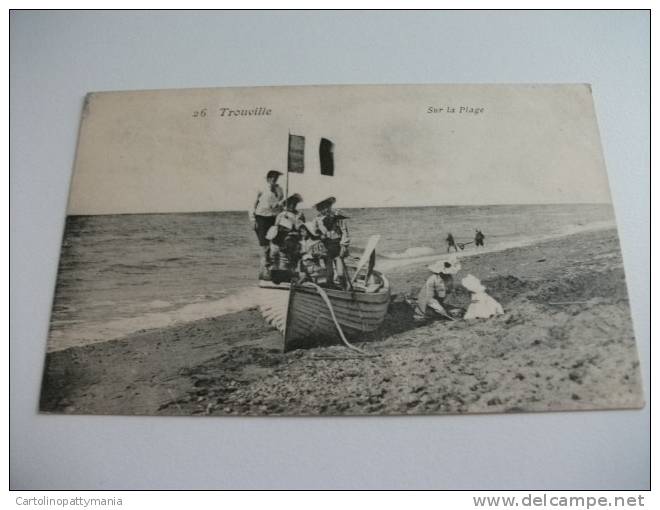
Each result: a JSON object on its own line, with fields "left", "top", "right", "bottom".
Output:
{"left": 39, "top": 227, "right": 644, "bottom": 416}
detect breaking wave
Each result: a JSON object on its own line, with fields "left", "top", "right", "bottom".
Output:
{"left": 47, "top": 287, "right": 267, "bottom": 352}
{"left": 382, "top": 246, "right": 437, "bottom": 259}
{"left": 377, "top": 220, "right": 616, "bottom": 272}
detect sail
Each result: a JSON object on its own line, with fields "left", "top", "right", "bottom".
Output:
{"left": 351, "top": 235, "right": 380, "bottom": 283}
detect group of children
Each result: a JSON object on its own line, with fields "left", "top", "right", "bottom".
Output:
{"left": 250, "top": 170, "right": 350, "bottom": 287}
{"left": 412, "top": 256, "right": 504, "bottom": 321}
{"left": 251, "top": 169, "right": 503, "bottom": 320}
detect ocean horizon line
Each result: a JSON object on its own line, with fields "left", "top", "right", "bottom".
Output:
{"left": 65, "top": 201, "right": 613, "bottom": 218}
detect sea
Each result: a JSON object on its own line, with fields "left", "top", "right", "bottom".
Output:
{"left": 47, "top": 204, "right": 615, "bottom": 351}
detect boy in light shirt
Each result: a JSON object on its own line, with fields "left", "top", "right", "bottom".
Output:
{"left": 249, "top": 170, "right": 284, "bottom": 278}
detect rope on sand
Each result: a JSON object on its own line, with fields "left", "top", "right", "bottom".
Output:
{"left": 548, "top": 301, "right": 590, "bottom": 305}
{"left": 309, "top": 283, "right": 379, "bottom": 357}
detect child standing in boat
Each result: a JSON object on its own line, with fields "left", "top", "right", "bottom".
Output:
{"left": 313, "top": 196, "right": 350, "bottom": 288}
{"left": 250, "top": 170, "right": 285, "bottom": 279}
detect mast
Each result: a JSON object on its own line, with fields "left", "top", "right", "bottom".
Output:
{"left": 285, "top": 131, "right": 289, "bottom": 201}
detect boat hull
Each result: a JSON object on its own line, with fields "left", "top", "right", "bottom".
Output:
{"left": 283, "top": 274, "right": 390, "bottom": 352}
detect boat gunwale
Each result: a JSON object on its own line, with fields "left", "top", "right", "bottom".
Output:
{"left": 293, "top": 272, "right": 390, "bottom": 304}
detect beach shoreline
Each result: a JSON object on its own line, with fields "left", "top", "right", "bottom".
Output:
{"left": 46, "top": 218, "right": 616, "bottom": 353}
{"left": 39, "top": 227, "right": 644, "bottom": 416}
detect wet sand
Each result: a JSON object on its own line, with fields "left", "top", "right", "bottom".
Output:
{"left": 39, "top": 228, "right": 644, "bottom": 416}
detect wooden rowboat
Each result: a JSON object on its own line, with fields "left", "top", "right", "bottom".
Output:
{"left": 258, "top": 269, "right": 391, "bottom": 352}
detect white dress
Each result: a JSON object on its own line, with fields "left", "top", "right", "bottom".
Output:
{"left": 464, "top": 292, "right": 504, "bottom": 319}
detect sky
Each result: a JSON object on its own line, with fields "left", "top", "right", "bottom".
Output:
{"left": 67, "top": 84, "right": 612, "bottom": 215}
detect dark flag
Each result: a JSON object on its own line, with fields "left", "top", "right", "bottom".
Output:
{"left": 287, "top": 134, "right": 305, "bottom": 173}
{"left": 319, "top": 138, "right": 334, "bottom": 176}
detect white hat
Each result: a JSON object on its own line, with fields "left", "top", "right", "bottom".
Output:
{"left": 428, "top": 258, "right": 461, "bottom": 275}
{"left": 461, "top": 274, "right": 485, "bottom": 293}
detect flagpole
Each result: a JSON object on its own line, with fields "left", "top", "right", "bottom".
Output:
{"left": 285, "top": 131, "right": 289, "bottom": 202}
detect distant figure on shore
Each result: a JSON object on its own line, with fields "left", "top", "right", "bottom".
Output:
{"left": 250, "top": 170, "right": 284, "bottom": 279}
{"left": 475, "top": 229, "right": 485, "bottom": 248}
{"left": 446, "top": 233, "right": 458, "bottom": 252}
{"left": 313, "top": 196, "right": 350, "bottom": 289}
{"left": 413, "top": 258, "right": 462, "bottom": 320}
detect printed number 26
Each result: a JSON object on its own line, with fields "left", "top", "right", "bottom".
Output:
{"left": 193, "top": 109, "right": 207, "bottom": 118}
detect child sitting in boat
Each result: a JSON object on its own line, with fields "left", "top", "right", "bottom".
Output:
{"left": 297, "top": 222, "right": 328, "bottom": 284}
{"left": 268, "top": 194, "right": 305, "bottom": 272}
{"left": 312, "top": 196, "right": 350, "bottom": 289}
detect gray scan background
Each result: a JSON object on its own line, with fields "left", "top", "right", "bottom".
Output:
{"left": 10, "top": 11, "right": 650, "bottom": 489}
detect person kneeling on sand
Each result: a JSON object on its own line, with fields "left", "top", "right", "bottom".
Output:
{"left": 461, "top": 274, "right": 504, "bottom": 319}
{"left": 413, "top": 257, "right": 462, "bottom": 321}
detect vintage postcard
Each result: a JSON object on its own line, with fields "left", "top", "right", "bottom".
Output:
{"left": 39, "top": 84, "right": 644, "bottom": 416}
